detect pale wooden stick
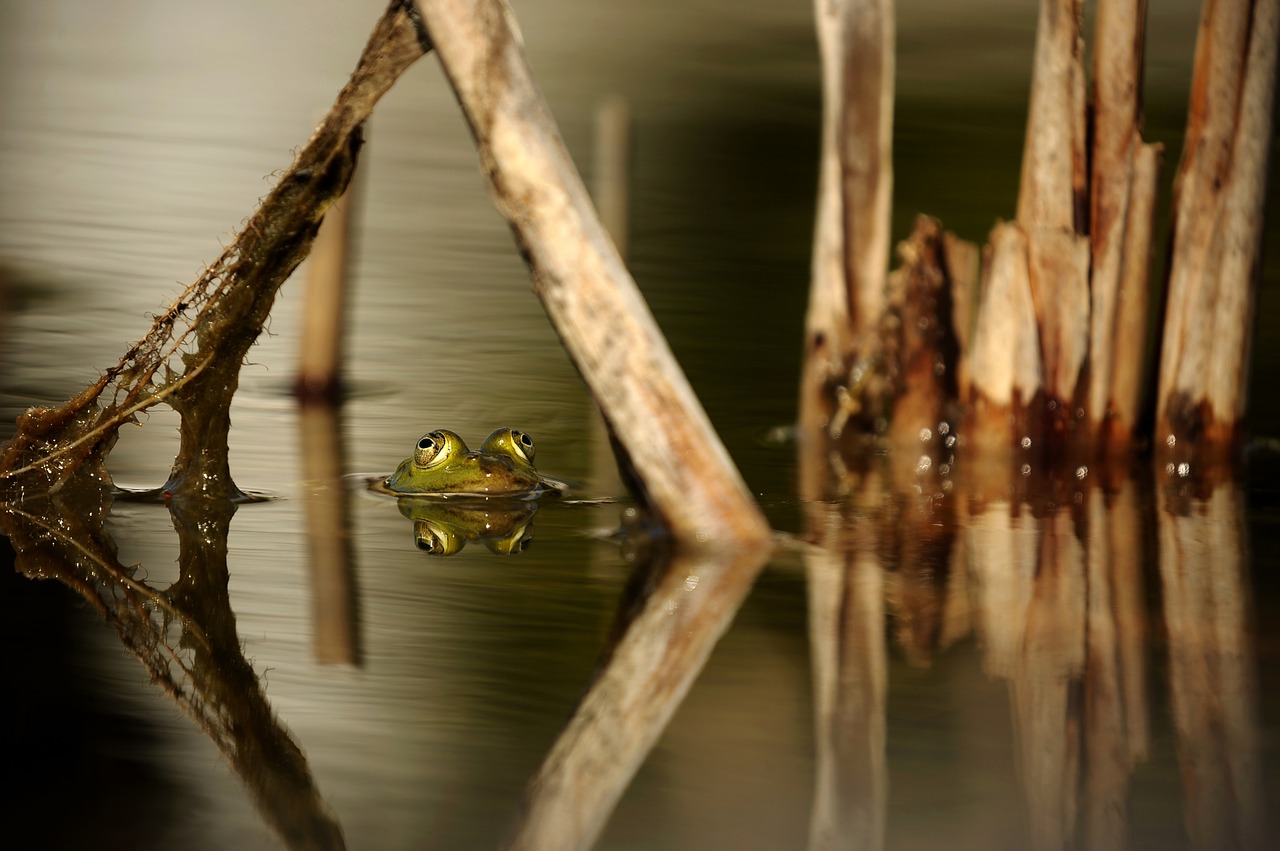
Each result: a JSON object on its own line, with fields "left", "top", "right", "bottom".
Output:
{"left": 966, "top": 223, "right": 1043, "bottom": 452}
{"left": 414, "top": 0, "right": 769, "bottom": 546}
{"left": 296, "top": 177, "right": 358, "bottom": 401}
{"left": 801, "top": 0, "right": 894, "bottom": 434}
{"left": 1018, "top": 0, "right": 1090, "bottom": 407}
{"left": 1108, "top": 141, "right": 1162, "bottom": 447}
{"left": 1089, "top": 0, "right": 1159, "bottom": 450}
{"left": 944, "top": 232, "right": 980, "bottom": 407}
{"left": 1157, "top": 0, "right": 1278, "bottom": 454}
{"left": 295, "top": 179, "right": 357, "bottom": 402}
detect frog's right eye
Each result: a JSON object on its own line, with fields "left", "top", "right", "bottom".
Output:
{"left": 414, "top": 431, "right": 451, "bottom": 468}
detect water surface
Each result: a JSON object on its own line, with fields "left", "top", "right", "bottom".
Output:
{"left": 2, "top": 1, "right": 1278, "bottom": 849}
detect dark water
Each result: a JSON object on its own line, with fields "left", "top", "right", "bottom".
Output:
{"left": 2, "top": 1, "right": 1278, "bottom": 849}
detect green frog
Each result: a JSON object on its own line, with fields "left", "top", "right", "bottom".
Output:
{"left": 382, "top": 428, "right": 549, "bottom": 497}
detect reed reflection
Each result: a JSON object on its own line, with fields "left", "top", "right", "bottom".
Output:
{"left": 798, "top": 432, "right": 1269, "bottom": 850}
{"left": 0, "top": 485, "right": 346, "bottom": 851}
{"left": 298, "top": 404, "right": 361, "bottom": 665}
{"left": 1158, "top": 477, "right": 1268, "bottom": 850}
{"left": 506, "top": 538, "right": 769, "bottom": 851}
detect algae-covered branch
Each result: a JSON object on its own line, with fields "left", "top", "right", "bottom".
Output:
{"left": 0, "top": 1, "right": 429, "bottom": 500}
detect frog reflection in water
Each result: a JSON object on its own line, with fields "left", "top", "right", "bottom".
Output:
{"left": 399, "top": 498, "right": 537, "bottom": 556}
{"left": 384, "top": 428, "right": 546, "bottom": 497}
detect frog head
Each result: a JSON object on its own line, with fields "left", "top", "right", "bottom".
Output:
{"left": 384, "top": 428, "right": 544, "bottom": 496}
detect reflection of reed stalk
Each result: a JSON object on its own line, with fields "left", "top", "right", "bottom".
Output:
{"left": 805, "top": 502, "right": 887, "bottom": 851}
{"left": 507, "top": 547, "right": 766, "bottom": 851}
{"left": 1158, "top": 483, "right": 1268, "bottom": 849}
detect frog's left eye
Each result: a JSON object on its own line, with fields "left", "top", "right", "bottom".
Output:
{"left": 413, "top": 431, "right": 453, "bottom": 468}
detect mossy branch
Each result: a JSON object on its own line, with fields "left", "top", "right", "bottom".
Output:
{"left": 0, "top": 0, "right": 429, "bottom": 498}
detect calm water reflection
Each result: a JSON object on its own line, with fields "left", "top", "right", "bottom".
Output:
{"left": 2, "top": 1, "right": 1278, "bottom": 849}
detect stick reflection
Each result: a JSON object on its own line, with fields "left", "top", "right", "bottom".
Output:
{"left": 798, "top": 433, "right": 1269, "bottom": 850}
{"left": 1, "top": 487, "right": 347, "bottom": 851}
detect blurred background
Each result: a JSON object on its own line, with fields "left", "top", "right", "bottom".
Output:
{"left": 1, "top": 1, "right": 1277, "bottom": 849}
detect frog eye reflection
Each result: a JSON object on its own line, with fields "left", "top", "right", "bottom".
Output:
{"left": 413, "top": 431, "right": 451, "bottom": 468}
{"left": 413, "top": 520, "right": 464, "bottom": 556}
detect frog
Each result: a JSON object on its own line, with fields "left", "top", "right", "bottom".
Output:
{"left": 382, "top": 427, "right": 549, "bottom": 497}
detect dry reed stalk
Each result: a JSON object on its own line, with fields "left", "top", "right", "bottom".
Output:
{"left": 966, "top": 223, "right": 1043, "bottom": 452}
{"left": 944, "top": 233, "right": 981, "bottom": 406}
{"left": 1157, "top": 482, "right": 1267, "bottom": 848}
{"left": 1088, "top": 0, "right": 1162, "bottom": 451}
{"left": 295, "top": 177, "right": 358, "bottom": 402}
{"left": 801, "top": 0, "right": 895, "bottom": 435}
{"left": 415, "top": 0, "right": 769, "bottom": 547}
{"left": 1017, "top": 0, "right": 1090, "bottom": 415}
{"left": 1157, "top": 0, "right": 1278, "bottom": 457}
{"left": 1107, "top": 142, "right": 1162, "bottom": 448}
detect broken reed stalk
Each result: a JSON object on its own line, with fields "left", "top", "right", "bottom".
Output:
{"left": 1089, "top": 0, "right": 1162, "bottom": 451}
{"left": 808, "top": 0, "right": 1271, "bottom": 467}
{"left": 415, "top": 0, "right": 771, "bottom": 548}
{"left": 1156, "top": 0, "right": 1279, "bottom": 459}
{"left": 1017, "top": 0, "right": 1090, "bottom": 413}
{"left": 0, "top": 1, "right": 430, "bottom": 498}
{"left": 800, "top": 0, "right": 894, "bottom": 486}
{"left": 295, "top": 165, "right": 362, "bottom": 403}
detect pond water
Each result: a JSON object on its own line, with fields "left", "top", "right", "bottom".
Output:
{"left": 2, "top": 1, "right": 1278, "bottom": 849}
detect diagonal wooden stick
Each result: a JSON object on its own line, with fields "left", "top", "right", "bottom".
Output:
{"left": 414, "top": 0, "right": 771, "bottom": 547}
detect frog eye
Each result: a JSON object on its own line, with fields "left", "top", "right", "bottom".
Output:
{"left": 482, "top": 427, "right": 536, "bottom": 465}
{"left": 510, "top": 430, "right": 535, "bottom": 464}
{"left": 413, "top": 431, "right": 454, "bottom": 468}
